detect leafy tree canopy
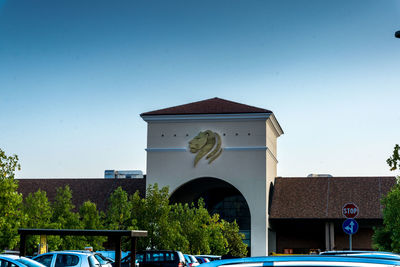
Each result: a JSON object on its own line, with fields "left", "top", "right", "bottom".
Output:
{"left": 0, "top": 148, "right": 248, "bottom": 256}
{"left": 51, "top": 185, "right": 84, "bottom": 250}
{"left": 373, "top": 144, "right": 400, "bottom": 251}
{"left": 79, "top": 201, "right": 106, "bottom": 250}
{"left": 0, "top": 149, "right": 25, "bottom": 250}
{"left": 23, "top": 189, "right": 61, "bottom": 254}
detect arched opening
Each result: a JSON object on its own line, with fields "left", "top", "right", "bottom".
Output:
{"left": 169, "top": 177, "right": 251, "bottom": 251}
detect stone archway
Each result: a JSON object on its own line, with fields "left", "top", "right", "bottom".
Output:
{"left": 169, "top": 177, "right": 251, "bottom": 249}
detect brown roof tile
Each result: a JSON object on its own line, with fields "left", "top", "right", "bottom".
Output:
{"left": 17, "top": 178, "right": 146, "bottom": 212}
{"left": 270, "top": 176, "right": 396, "bottom": 219}
{"left": 140, "top": 97, "right": 272, "bottom": 116}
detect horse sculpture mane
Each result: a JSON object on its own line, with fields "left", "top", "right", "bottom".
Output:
{"left": 189, "top": 130, "right": 222, "bottom": 167}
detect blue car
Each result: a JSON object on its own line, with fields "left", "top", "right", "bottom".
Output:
{"left": 319, "top": 251, "right": 400, "bottom": 261}
{"left": 198, "top": 255, "right": 400, "bottom": 267}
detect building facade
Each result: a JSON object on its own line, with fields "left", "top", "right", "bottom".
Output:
{"left": 141, "top": 97, "right": 282, "bottom": 256}
{"left": 17, "top": 97, "right": 396, "bottom": 256}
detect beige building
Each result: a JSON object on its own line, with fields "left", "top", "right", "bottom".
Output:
{"left": 141, "top": 97, "right": 284, "bottom": 256}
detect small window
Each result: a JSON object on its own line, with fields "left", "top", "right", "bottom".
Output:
{"left": 88, "top": 256, "right": 101, "bottom": 267}
{"left": 94, "top": 255, "right": 107, "bottom": 265}
{"left": 147, "top": 252, "right": 163, "bottom": 262}
{"left": 55, "top": 254, "right": 79, "bottom": 267}
{"left": 164, "top": 252, "right": 175, "bottom": 262}
{"left": 0, "top": 259, "right": 11, "bottom": 267}
{"left": 35, "top": 255, "right": 54, "bottom": 267}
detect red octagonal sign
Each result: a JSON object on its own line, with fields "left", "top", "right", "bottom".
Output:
{"left": 342, "top": 203, "right": 359, "bottom": 218}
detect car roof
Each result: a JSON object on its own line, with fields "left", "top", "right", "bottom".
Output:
{"left": 0, "top": 255, "right": 37, "bottom": 261}
{"left": 198, "top": 255, "right": 400, "bottom": 267}
{"left": 0, "top": 255, "right": 21, "bottom": 259}
{"left": 35, "top": 251, "right": 90, "bottom": 257}
{"left": 0, "top": 254, "right": 47, "bottom": 267}
{"left": 319, "top": 252, "right": 400, "bottom": 261}
{"left": 320, "top": 251, "right": 399, "bottom": 255}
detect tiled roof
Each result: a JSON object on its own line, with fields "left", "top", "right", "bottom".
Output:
{"left": 140, "top": 97, "right": 272, "bottom": 116}
{"left": 17, "top": 178, "right": 146, "bottom": 212}
{"left": 270, "top": 176, "right": 396, "bottom": 219}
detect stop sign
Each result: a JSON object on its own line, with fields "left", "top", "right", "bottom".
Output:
{"left": 342, "top": 203, "right": 359, "bottom": 218}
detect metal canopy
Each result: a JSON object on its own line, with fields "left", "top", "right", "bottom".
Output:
{"left": 18, "top": 228, "right": 148, "bottom": 267}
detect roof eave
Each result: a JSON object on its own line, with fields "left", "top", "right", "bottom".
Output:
{"left": 141, "top": 112, "right": 274, "bottom": 122}
{"left": 269, "top": 113, "right": 284, "bottom": 136}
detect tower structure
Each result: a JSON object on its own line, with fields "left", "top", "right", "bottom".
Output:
{"left": 141, "top": 98, "right": 283, "bottom": 256}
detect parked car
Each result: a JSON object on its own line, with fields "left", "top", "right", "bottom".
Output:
{"left": 194, "top": 255, "right": 221, "bottom": 262}
{"left": 121, "top": 250, "right": 186, "bottom": 267}
{"left": 198, "top": 255, "right": 400, "bottom": 267}
{"left": 0, "top": 255, "right": 46, "bottom": 267}
{"left": 194, "top": 257, "right": 209, "bottom": 264}
{"left": 95, "top": 252, "right": 129, "bottom": 261}
{"left": 320, "top": 251, "right": 400, "bottom": 261}
{"left": 33, "top": 251, "right": 101, "bottom": 267}
{"left": 62, "top": 251, "right": 113, "bottom": 267}
{"left": 183, "top": 255, "right": 199, "bottom": 267}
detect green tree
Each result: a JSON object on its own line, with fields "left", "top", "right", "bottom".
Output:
{"left": 105, "top": 187, "right": 134, "bottom": 251}
{"left": 51, "top": 185, "right": 84, "bottom": 249}
{"left": 0, "top": 149, "right": 25, "bottom": 250}
{"left": 22, "top": 189, "right": 61, "bottom": 254}
{"left": 106, "top": 186, "right": 132, "bottom": 230}
{"left": 79, "top": 201, "right": 106, "bottom": 250}
{"left": 171, "top": 200, "right": 218, "bottom": 255}
{"left": 221, "top": 220, "right": 248, "bottom": 257}
{"left": 373, "top": 144, "right": 400, "bottom": 251}
{"left": 106, "top": 183, "right": 247, "bottom": 256}
{"left": 207, "top": 213, "right": 228, "bottom": 256}
{"left": 132, "top": 184, "right": 182, "bottom": 250}
{"left": 387, "top": 144, "right": 400, "bottom": 171}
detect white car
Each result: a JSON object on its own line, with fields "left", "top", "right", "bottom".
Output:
{"left": 0, "top": 254, "right": 46, "bottom": 267}
{"left": 60, "top": 251, "right": 113, "bottom": 267}
{"left": 33, "top": 252, "right": 101, "bottom": 267}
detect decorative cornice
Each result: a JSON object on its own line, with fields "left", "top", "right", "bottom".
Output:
{"left": 141, "top": 113, "right": 272, "bottom": 122}
{"left": 224, "top": 146, "right": 267, "bottom": 151}
{"left": 145, "top": 148, "right": 187, "bottom": 152}
{"left": 269, "top": 113, "right": 284, "bottom": 136}
{"left": 145, "top": 146, "right": 279, "bottom": 163}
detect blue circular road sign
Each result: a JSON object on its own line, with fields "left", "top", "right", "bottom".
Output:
{"left": 342, "top": 218, "right": 359, "bottom": 235}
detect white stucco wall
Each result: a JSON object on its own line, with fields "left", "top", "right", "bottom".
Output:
{"left": 143, "top": 113, "right": 282, "bottom": 256}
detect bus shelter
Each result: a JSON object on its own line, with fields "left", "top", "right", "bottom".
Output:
{"left": 18, "top": 229, "right": 147, "bottom": 267}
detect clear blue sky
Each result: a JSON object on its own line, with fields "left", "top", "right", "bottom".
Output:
{"left": 1, "top": 0, "right": 399, "bottom": 178}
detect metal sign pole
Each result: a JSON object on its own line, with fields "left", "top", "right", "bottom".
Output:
{"left": 349, "top": 234, "right": 352, "bottom": 251}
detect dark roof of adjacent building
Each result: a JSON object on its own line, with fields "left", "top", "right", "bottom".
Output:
{"left": 269, "top": 176, "right": 396, "bottom": 219}
{"left": 140, "top": 97, "right": 272, "bottom": 116}
{"left": 17, "top": 178, "right": 146, "bottom": 212}
{"left": 17, "top": 176, "right": 396, "bottom": 220}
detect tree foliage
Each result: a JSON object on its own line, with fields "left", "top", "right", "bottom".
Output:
{"left": 0, "top": 147, "right": 248, "bottom": 256}
{"left": 373, "top": 144, "right": 400, "bottom": 251}
{"left": 0, "top": 149, "right": 25, "bottom": 250}
{"left": 107, "top": 183, "right": 247, "bottom": 256}
{"left": 22, "top": 190, "right": 61, "bottom": 254}
{"left": 387, "top": 144, "right": 400, "bottom": 171}
{"left": 133, "top": 184, "right": 178, "bottom": 250}
{"left": 221, "top": 220, "right": 248, "bottom": 257}
{"left": 51, "top": 185, "right": 84, "bottom": 250}
{"left": 79, "top": 201, "right": 106, "bottom": 250}
{"left": 106, "top": 186, "right": 133, "bottom": 230}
